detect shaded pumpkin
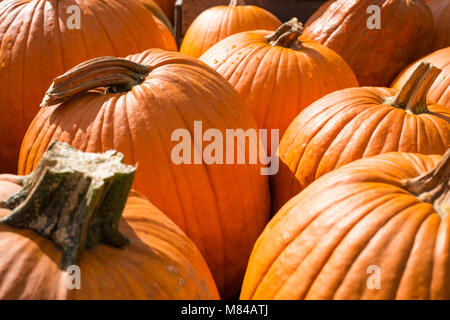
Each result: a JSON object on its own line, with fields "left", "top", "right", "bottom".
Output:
{"left": 154, "top": 16, "right": 178, "bottom": 51}
{"left": 0, "top": 141, "right": 219, "bottom": 300}
{"left": 304, "top": 0, "right": 433, "bottom": 86}
{"left": 271, "top": 62, "right": 450, "bottom": 213}
{"left": 200, "top": 18, "right": 358, "bottom": 141}
{"left": 18, "top": 49, "right": 270, "bottom": 299}
{"left": 393, "top": 47, "right": 450, "bottom": 108}
{"left": 138, "top": 0, "right": 174, "bottom": 33}
{"left": 425, "top": 0, "right": 450, "bottom": 51}
{"left": 0, "top": 0, "right": 170, "bottom": 174}
{"left": 180, "top": 0, "right": 281, "bottom": 58}
{"left": 242, "top": 150, "right": 450, "bottom": 300}
{"left": 153, "top": 0, "right": 175, "bottom": 23}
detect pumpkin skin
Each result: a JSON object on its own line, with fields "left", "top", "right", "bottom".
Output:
{"left": 18, "top": 49, "right": 270, "bottom": 298}
{"left": 0, "top": 0, "right": 169, "bottom": 174}
{"left": 154, "top": 16, "right": 178, "bottom": 51}
{"left": 425, "top": 0, "right": 450, "bottom": 51}
{"left": 200, "top": 20, "right": 358, "bottom": 139}
{"left": 180, "top": 0, "right": 281, "bottom": 58}
{"left": 0, "top": 178, "right": 219, "bottom": 300}
{"left": 242, "top": 152, "right": 450, "bottom": 300}
{"left": 392, "top": 47, "right": 450, "bottom": 108}
{"left": 153, "top": 0, "right": 175, "bottom": 23}
{"left": 271, "top": 63, "right": 450, "bottom": 213}
{"left": 304, "top": 0, "right": 433, "bottom": 86}
{"left": 138, "top": 0, "right": 174, "bottom": 33}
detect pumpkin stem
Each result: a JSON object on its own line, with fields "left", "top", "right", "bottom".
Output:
{"left": 0, "top": 141, "right": 135, "bottom": 269}
{"left": 387, "top": 62, "right": 441, "bottom": 114}
{"left": 229, "top": 0, "right": 245, "bottom": 6}
{"left": 403, "top": 149, "right": 450, "bottom": 218}
{"left": 265, "top": 18, "right": 303, "bottom": 50}
{"left": 40, "top": 56, "right": 150, "bottom": 108}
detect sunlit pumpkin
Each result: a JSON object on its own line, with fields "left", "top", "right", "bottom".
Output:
{"left": 393, "top": 47, "right": 450, "bottom": 108}
{"left": 304, "top": 0, "right": 433, "bottom": 86}
{"left": 201, "top": 18, "right": 358, "bottom": 141}
{"left": 0, "top": 141, "right": 219, "bottom": 300}
{"left": 0, "top": 0, "right": 170, "bottom": 174}
{"left": 180, "top": 0, "right": 281, "bottom": 58}
{"left": 272, "top": 62, "right": 450, "bottom": 213}
{"left": 242, "top": 150, "right": 450, "bottom": 300}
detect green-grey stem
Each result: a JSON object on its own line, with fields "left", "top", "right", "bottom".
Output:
{"left": 0, "top": 141, "right": 136, "bottom": 269}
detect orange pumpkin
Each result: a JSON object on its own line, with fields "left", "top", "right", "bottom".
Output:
{"left": 138, "top": 0, "right": 174, "bottom": 33}
{"left": 0, "top": 0, "right": 170, "bottom": 174}
{"left": 425, "top": 0, "right": 450, "bottom": 51}
{"left": 200, "top": 18, "right": 358, "bottom": 141}
{"left": 18, "top": 49, "right": 270, "bottom": 298}
{"left": 242, "top": 150, "right": 450, "bottom": 300}
{"left": 154, "top": 16, "right": 178, "bottom": 51}
{"left": 393, "top": 47, "right": 450, "bottom": 108}
{"left": 0, "top": 141, "right": 219, "bottom": 300}
{"left": 304, "top": 0, "right": 433, "bottom": 86}
{"left": 153, "top": 0, "right": 175, "bottom": 23}
{"left": 272, "top": 62, "right": 450, "bottom": 213}
{"left": 180, "top": 0, "right": 281, "bottom": 58}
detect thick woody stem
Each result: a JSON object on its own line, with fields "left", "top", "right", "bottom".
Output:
{"left": 403, "top": 149, "right": 450, "bottom": 218}
{"left": 41, "top": 57, "right": 150, "bottom": 108}
{"left": 265, "top": 18, "right": 303, "bottom": 49}
{"left": 0, "top": 141, "right": 136, "bottom": 269}
{"left": 387, "top": 62, "right": 441, "bottom": 114}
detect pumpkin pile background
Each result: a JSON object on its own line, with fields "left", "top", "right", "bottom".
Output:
{"left": 0, "top": 0, "right": 449, "bottom": 301}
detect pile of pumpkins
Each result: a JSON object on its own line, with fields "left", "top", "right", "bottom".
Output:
{"left": 0, "top": 0, "right": 449, "bottom": 300}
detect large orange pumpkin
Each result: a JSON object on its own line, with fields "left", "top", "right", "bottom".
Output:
{"left": 0, "top": 0, "right": 170, "bottom": 174}
{"left": 393, "top": 47, "right": 450, "bottom": 108}
{"left": 304, "top": 0, "right": 433, "bottom": 86}
{"left": 0, "top": 141, "right": 219, "bottom": 300}
{"left": 138, "top": 0, "right": 174, "bottom": 33}
{"left": 242, "top": 150, "right": 450, "bottom": 300}
{"left": 180, "top": 0, "right": 281, "bottom": 58}
{"left": 18, "top": 49, "right": 270, "bottom": 298}
{"left": 271, "top": 62, "right": 450, "bottom": 213}
{"left": 200, "top": 18, "right": 358, "bottom": 140}
{"left": 154, "top": 16, "right": 178, "bottom": 51}
{"left": 425, "top": 0, "right": 450, "bottom": 51}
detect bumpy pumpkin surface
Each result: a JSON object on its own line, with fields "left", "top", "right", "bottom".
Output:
{"left": 0, "top": 142, "right": 219, "bottom": 300}
{"left": 272, "top": 62, "right": 450, "bottom": 213}
{"left": 425, "top": 0, "right": 450, "bottom": 51}
{"left": 18, "top": 49, "right": 270, "bottom": 298}
{"left": 180, "top": 0, "right": 281, "bottom": 58}
{"left": 242, "top": 151, "right": 450, "bottom": 300}
{"left": 201, "top": 19, "right": 358, "bottom": 140}
{"left": 393, "top": 47, "right": 450, "bottom": 108}
{"left": 0, "top": 0, "right": 169, "bottom": 174}
{"left": 304, "top": 0, "right": 433, "bottom": 86}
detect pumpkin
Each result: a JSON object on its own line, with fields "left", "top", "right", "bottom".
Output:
{"left": 0, "top": 141, "right": 219, "bottom": 300}
{"left": 393, "top": 48, "right": 450, "bottom": 109}
{"left": 154, "top": 16, "right": 178, "bottom": 51}
{"left": 304, "top": 0, "right": 433, "bottom": 86}
{"left": 153, "top": 0, "right": 175, "bottom": 23}
{"left": 425, "top": 0, "right": 450, "bottom": 51}
{"left": 271, "top": 62, "right": 450, "bottom": 213}
{"left": 200, "top": 18, "right": 358, "bottom": 141}
{"left": 18, "top": 49, "right": 270, "bottom": 298}
{"left": 0, "top": 0, "right": 170, "bottom": 174}
{"left": 180, "top": 0, "right": 281, "bottom": 58}
{"left": 242, "top": 150, "right": 450, "bottom": 300}
{"left": 138, "top": 0, "right": 174, "bottom": 33}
